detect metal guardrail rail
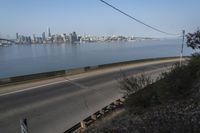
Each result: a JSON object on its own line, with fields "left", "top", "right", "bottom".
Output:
{"left": 63, "top": 97, "right": 127, "bottom": 133}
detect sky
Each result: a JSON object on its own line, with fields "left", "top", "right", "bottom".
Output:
{"left": 0, "top": 0, "right": 200, "bottom": 38}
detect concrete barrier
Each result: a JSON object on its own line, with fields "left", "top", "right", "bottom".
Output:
{"left": 0, "top": 70, "right": 66, "bottom": 86}
{"left": 65, "top": 68, "right": 85, "bottom": 76}
{"left": 0, "top": 56, "right": 189, "bottom": 86}
{"left": 97, "top": 56, "right": 187, "bottom": 69}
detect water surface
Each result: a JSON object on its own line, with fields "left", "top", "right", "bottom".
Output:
{"left": 0, "top": 39, "right": 194, "bottom": 78}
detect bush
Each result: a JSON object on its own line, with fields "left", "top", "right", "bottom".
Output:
{"left": 125, "top": 85, "right": 161, "bottom": 114}
{"left": 123, "top": 53, "right": 200, "bottom": 113}
{"left": 188, "top": 53, "right": 200, "bottom": 78}
{"left": 160, "top": 64, "right": 192, "bottom": 97}
{"left": 119, "top": 73, "right": 153, "bottom": 95}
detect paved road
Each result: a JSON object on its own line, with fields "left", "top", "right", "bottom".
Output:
{"left": 0, "top": 61, "right": 177, "bottom": 133}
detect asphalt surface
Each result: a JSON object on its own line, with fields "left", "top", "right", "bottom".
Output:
{"left": 0, "top": 61, "right": 176, "bottom": 133}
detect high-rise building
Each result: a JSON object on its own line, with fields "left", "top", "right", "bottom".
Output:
{"left": 42, "top": 32, "right": 46, "bottom": 41}
{"left": 69, "top": 32, "right": 77, "bottom": 43}
{"left": 16, "top": 33, "right": 19, "bottom": 40}
{"left": 32, "top": 34, "right": 36, "bottom": 43}
{"left": 48, "top": 27, "right": 51, "bottom": 37}
{"left": 72, "top": 32, "right": 77, "bottom": 41}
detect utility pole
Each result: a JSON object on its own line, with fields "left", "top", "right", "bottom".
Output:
{"left": 180, "top": 30, "right": 185, "bottom": 66}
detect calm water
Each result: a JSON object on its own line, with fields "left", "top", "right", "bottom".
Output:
{"left": 0, "top": 39, "right": 194, "bottom": 78}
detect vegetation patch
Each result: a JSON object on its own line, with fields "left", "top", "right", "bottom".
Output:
{"left": 85, "top": 31, "right": 200, "bottom": 133}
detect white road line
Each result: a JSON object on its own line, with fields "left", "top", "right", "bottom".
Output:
{"left": 0, "top": 79, "right": 69, "bottom": 97}
{"left": 0, "top": 65, "right": 171, "bottom": 97}
{"left": 0, "top": 75, "right": 92, "bottom": 97}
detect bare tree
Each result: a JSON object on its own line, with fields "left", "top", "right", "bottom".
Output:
{"left": 119, "top": 73, "right": 152, "bottom": 95}
{"left": 186, "top": 30, "right": 200, "bottom": 49}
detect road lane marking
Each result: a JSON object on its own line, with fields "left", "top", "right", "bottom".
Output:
{"left": 0, "top": 68, "right": 169, "bottom": 120}
{"left": 0, "top": 80, "right": 120, "bottom": 120}
{"left": 0, "top": 79, "right": 73, "bottom": 97}
{"left": 0, "top": 62, "right": 174, "bottom": 97}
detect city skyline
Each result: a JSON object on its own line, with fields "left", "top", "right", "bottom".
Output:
{"left": 0, "top": 0, "right": 200, "bottom": 38}
{"left": 15, "top": 28, "right": 148, "bottom": 44}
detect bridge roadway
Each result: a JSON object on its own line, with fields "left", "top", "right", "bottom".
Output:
{"left": 0, "top": 59, "right": 179, "bottom": 133}
{"left": 0, "top": 38, "right": 16, "bottom": 44}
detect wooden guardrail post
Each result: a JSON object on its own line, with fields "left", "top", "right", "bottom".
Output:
{"left": 80, "top": 121, "right": 86, "bottom": 129}
{"left": 91, "top": 114, "right": 97, "bottom": 120}
{"left": 100, "top": 110, "right": 104, "bottom": 115}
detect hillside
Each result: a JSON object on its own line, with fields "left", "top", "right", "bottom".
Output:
{"left": 85, "top": 53, "right": 200, "bottom": 133}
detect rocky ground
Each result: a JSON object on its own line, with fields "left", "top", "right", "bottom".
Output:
{"left": 85, "top": 97, "right": 200, "bottom": 133}
{"left": 85, "top": 54, "right": 200, "bottom": 133}
{"left": 85, "top": 81, "right": 200, "bottom": 133}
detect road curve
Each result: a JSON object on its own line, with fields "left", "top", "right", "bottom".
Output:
{"left": 0, "top": 60, "right": 177, "bottom": 133}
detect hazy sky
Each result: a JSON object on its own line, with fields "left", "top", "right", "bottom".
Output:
{"left": 0, "top": 0, "right": 199, "bottom": 38}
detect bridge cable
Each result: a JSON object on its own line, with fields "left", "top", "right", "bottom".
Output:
{"left": 99, "top": 0, "right": 181, "bottom": 36}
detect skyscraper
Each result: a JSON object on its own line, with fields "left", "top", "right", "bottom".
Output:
{"left": 42, "top": 32, "right": 46, "bottom": 41}
{"left": 69, "top": 32, "right": 77, "bottom": 44}
{"left": 48, "top": 27, "right": 51, "bottom": 37}
{"left": 16, "top": 33, "right": 19, "bottom": 40}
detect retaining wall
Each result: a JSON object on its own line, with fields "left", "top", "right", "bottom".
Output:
{"left": 0, "top": 56, "right": 187, "bottom": 86}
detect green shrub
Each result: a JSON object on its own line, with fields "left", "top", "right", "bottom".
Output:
{"left": 125, "top": 84, "right": 161, "bottom": 113}
{"left": 119, "top": 73, "right": 152, "bottom": 95}
{"left": 160, "top": 64, "right": 192, "bottom": 97}
{"left": 123, "top": 53, "right": 200, "bottom": 113}
{"left": 188, "top": 53, "right": 200, "bottom": 78}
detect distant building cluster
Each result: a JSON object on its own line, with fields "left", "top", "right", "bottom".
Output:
{"left": 16, "top": 28, "right": 80, "bottom": 44}
{"left": 80, "top": 35, "right": 129, "bottom": 43}
{"left": 15, "top": 28, "right": 151, "bottom": 44}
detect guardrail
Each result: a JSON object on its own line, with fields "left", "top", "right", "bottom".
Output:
{"left": 63, "top": 96, "right": 127, "bottom": 133}
{"left": 0, "top": 56, "right": 187, "bottom": 86}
